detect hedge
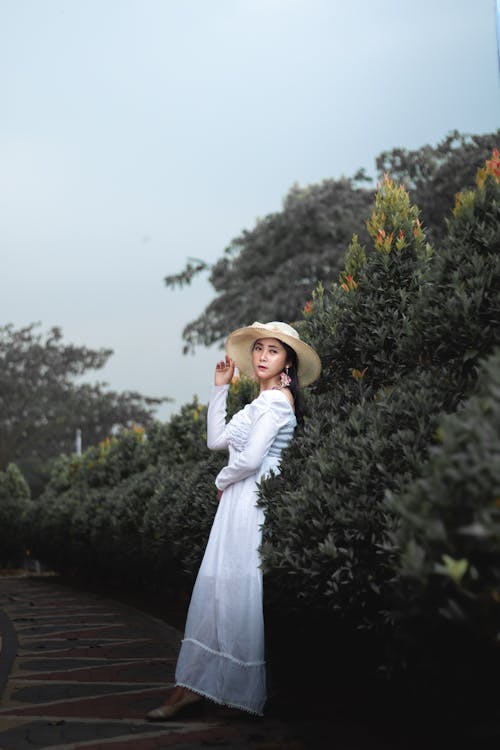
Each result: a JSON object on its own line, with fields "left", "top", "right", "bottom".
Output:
{"left": 0, "top": 463, "right": 31, "bottom": 567}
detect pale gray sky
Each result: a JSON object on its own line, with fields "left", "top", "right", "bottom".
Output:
{"left": 1, "top": 0, "right": 499, "bottom": 423}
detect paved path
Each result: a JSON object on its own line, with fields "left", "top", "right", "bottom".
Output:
{"left": 5, "top": 576, "right": 481, "bottom": 750}
{"left": 0, "top": 576, "right": 316, "bottom": 750}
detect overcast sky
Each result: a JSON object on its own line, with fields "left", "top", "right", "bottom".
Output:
{"left": 1, "top": 0, "right": 499, "bottom": 424}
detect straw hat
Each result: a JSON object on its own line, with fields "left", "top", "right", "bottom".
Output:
{"left": 225, "top": 321, "right": 321, "bottom": 386}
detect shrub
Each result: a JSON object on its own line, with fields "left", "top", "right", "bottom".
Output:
{"left": 259, "top": 153, "right": 500, "bottom": 674}
{"left": 260, "top": 175, "right": 438, "bottom": 622}
{"left": 29, "top": 422, "right": 162, "bottom": 577}
{"left": 0, "top": 463, "right": 31, "bottom": 566}
{"left": 28, "top": 380, "right": 257, "bottom": 591}
{"left": 387, "top": 345, "right": 500, "bottom": 643}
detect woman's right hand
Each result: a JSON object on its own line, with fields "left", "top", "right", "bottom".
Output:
{"left": 214, "top": 354, "right": 235, "bottom": 386}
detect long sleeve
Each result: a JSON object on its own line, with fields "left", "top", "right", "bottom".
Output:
{"left": 207, "top": 384, "right": 230, "bottom": 450}
{"left": 214, "top": 393, "right": 286, "bottom": 491}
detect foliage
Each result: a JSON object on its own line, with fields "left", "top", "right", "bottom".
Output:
{"left": 259, "top": 175, "right": 438, "bottom": 622}
{"left": 258, "top": 152, "right": 500, "bottom": 674}
{"left": 165, "top": 128, "right": 498, "bottom": 353}
{"left": 0, "top": 323, "right": 166, "bottom": 495}
{"left": 28, "top": 367, "right": 261, "bottom": 586}
{"left": 166, "top": 177, "right": 373, "bottom": 351}
{"left": 376, "top": 128, "right": 500, "bottom": 243}
{"left": 0, "top": 463, "right": 31, "bottom": 566}
{"left": 386, "top": 346, "right": 500, "bottom": 642}
{"left": 28, "top": 396, "right": 224, "bottom": 590}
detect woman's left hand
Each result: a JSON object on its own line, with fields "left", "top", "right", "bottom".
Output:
{"left": 217, "top": 489, "right": 223, "bottom": 501}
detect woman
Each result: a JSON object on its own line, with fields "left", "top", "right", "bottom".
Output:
{"left": 147, "top": 321, "right": 321, "bottom": 720}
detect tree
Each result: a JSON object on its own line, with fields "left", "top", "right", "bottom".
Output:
{"left": 165, "top": 128, "right": 498, "bottom": 352}
{"left": 376, "top": 128, "right": 500, "bottom": 243}
{"left": 0, "top": 323, "right": 166, "bottom": 495}
{"left": 165, "top": 177, "right": 374, "bottom": 351}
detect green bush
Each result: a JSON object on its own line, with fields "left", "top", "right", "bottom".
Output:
{"left": 259, "top": 155, "right": 500, "bottom": 673}
{"left": 28, "top": 380, "right": 258, "bottom": 590}
{"left": 387, "top": 345, "right": 500, "bottom": 639}
{"left": 260, "top": 176, "right": 439, "bottom": 620}
{"left": 29, "top": 410, "right": 192, "bottom": 580}
{"left": 0, "top": 463, "right": 31, "bottom": 566}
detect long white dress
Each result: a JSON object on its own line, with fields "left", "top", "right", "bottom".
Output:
{"left": 174, "top": 384, "right": 297, "bottom": 716}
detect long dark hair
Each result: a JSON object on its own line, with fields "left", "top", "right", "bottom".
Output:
{"left": 281, "top": 342, "right": 305, "bottom": 425}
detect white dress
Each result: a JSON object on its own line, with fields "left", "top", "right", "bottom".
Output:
{"left": 174, "top": 384, "right": 297, "bottom": 716}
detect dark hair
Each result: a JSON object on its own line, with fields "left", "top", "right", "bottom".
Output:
{"left": 252, "top": 339, "right": 305, "bottom": 424}
{"left": 281, "top": 342, "right": 305, "bottom": 425}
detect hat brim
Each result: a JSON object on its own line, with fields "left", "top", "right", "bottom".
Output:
{"left": 225, "top": 324, "right": 321, "bottom": 387}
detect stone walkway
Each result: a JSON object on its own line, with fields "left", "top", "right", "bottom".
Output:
{"left": 4, "top": 575, "right": 485, "bottom": 750}
{"left": 0, "top": 576, "right": 334, "bottom": 750}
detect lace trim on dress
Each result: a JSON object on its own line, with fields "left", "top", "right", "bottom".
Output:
{"left": 175, "top": 681, "right": 264, "bottom": 716}
{"left": 181, "top": 637, "right": 266, "bottom": 667}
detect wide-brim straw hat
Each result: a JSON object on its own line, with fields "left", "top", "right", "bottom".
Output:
{"left": 225, "top": 321, "right": 321, "bottom": 387}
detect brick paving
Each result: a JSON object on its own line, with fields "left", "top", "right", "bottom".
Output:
{"left": 0, "top": 576, "right": 335, "bottom": 750}
{"left": 5, "top": 576, "right": 493, "bottom": 749}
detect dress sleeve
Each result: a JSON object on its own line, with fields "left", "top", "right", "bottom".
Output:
{"left": 206, "top": 384, "right": 230, "bottom": 450}
{"left": 214, "top": 390, "right": 290, "bottom": 491}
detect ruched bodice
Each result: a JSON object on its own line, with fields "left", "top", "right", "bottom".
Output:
{"left": 207, "top": 385, "right": 297, "bottom": 491}
{"left": 226, "top": 391, "right": 296, "bottom": 457}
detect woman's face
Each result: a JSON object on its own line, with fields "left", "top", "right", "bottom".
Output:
{"left": 251, "top": 338, "right": 289, "bottom": 384}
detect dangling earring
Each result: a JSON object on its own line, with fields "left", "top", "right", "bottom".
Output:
{"left": 280, "top": 366, "right": 292, "bottom": 388}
